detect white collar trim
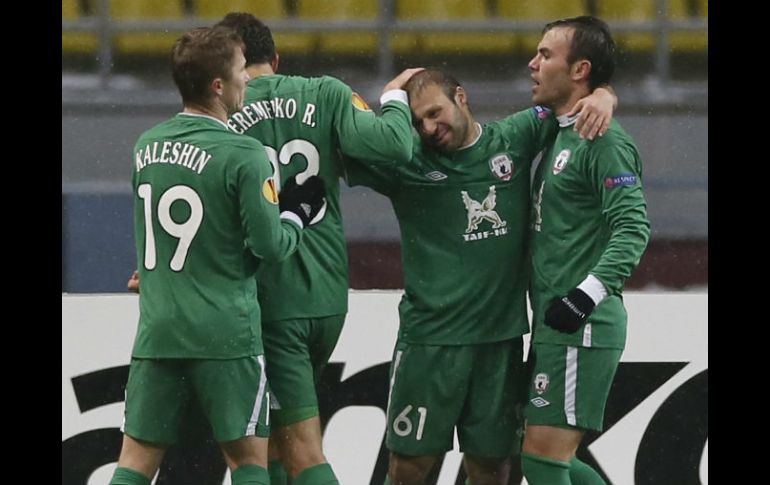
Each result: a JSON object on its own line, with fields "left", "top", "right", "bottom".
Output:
{"left": 557, "top": 112, "right": 579, "bottom": 128}
{"left": 179, "top": 112, "right": 230, "bottom": 130}
{"left": 458, "top": 122, "right": 483, "bottom": 150}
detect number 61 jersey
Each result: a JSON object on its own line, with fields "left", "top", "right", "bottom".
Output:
{"left": 229, "top": 74, "right": 413, "bottom": 321}
{"left": 131, "top": 112, "right": 302, "bottom": 359}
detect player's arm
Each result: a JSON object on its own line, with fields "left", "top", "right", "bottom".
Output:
{"left": 567, "top": 85, "right": 617, "bottom": 140}
{"left": 543, "top": 140, "right": 650, "bottom": 334}
{"left": 587, "top": 140, "right": 650, "bottom": 293}
{"left": 327, "top": 71, "right": 420, "bottom": 164}
{"left": 234, "top": 143, "right": 323, "bottom": 261}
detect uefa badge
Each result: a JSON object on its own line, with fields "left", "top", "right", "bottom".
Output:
{"left": 552, "top": 149, "right": 571, "bottom": 175}
{"left": 489, "top": 153, "right": 514, "bottom": 181}
{"left": 534, "top": 373, "right": 550, "bottom": 395}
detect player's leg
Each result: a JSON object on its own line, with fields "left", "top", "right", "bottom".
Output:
{"left": 458, "top": 338, "right": 524, "bottom": 485}
{"left": 521, "top": 344, "right": 621, "bottom": 485}
{"left": 110, "top": 359, "right": 188, "bottom": 484}
{"left": 192, "top": 355, "right": 272, "bottom": 485}
{"left": 386, "top": 342, "right": 469, "bottom": 484}
{"left": 262, "top": 315, "right": 345, "bottom": 484}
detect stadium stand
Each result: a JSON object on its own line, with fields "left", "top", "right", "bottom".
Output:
{"left": 62, "top": 0, "right": 97, "bottom": 54}
{"left": 498, "top": 0, "right": 587, "bottom": 54}
{"left": 112, "top": 0, "right": 185, "bottom": 55}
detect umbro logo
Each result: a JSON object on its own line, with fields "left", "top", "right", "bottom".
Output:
{"left": 425, "top": 170, "right": 447, "bottom": 181}
{"left": 530, "top": 397, "right": 550, "bottom": 408}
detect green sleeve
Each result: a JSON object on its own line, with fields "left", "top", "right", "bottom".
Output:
{"left": 230, "top": 143, "right": 303, "bottom": 262}
{"left": 585, "top": 139, "right": 651, "bottom": 294}
{"left": 496, "top": 106, "right": 559, "bottom": 161}
{"left": 323, "top": 77, "right": 414, "bottom": 164}
{"left": 341, "top": 154, "right": 399, "bottom": 196}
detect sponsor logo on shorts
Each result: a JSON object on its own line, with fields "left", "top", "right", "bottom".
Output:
{"left": 534, "top": 372, "right": 550, "bottom": 395}
{"left": 530, "top": 396, "right": 550, "bottom": 408}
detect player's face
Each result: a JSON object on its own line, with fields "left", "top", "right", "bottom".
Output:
{"left": 221, "top": 48, "right": 249, "bottom": 115}
{"left": 410, "top": 83, "right": 471, "bottom": 152}
{"left": 528, "top": 27, "right": 575, "bottom": 111}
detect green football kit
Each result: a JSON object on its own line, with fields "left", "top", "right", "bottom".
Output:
{"left": 525, "top": 114, "right": 650, "bottom": 431}
{"left": 346, "top": 107, "right": 557, "bottom": 456}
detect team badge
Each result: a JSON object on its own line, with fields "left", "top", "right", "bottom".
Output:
{"left": 534, "top": 372, "right": 550, "bottom": 395}
{"left": 351, "top": 92, "right": 372, "bottom": 112}
{"left": 489, "top": 153, "right": 514, "bottom": 181}
{"left": 552, "top": 149, "right": 571, "bottom": 175}
{"left": 262, "top": 177, "right": 278, "bottom": 204}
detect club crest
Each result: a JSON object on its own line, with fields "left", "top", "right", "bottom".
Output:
{"left": 489, "top": 154, "right": 514, "bottom": 181}
{"left": 552, "top": 149, "right": 571, "bottom": 175}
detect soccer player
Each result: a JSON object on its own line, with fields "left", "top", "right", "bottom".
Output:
{"left": 109, "top": 26, "right": 325, "bottom": 485}
{"left": 521, "top": 17, "right": 650, "bottom": 485}
{"left": 342, "top": 68, "right": 616, "bottom": 485}
{"left": 215, "top": 12, "right": 421, "bottom": 485}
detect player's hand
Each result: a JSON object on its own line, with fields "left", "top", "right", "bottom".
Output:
{"left": 383, "top": 68, "right": 425, "bottom": 93}
{"left": 544, "top": 288, "right": 595, "bottom": 334}
{"left": 569, "top": 86, "right": 616, "bottom": 140}
{"left": 127, "top": 270, "right": 140, "bottom": 294}
{"left": 279, "top": 175, "right": 326, "bottom": 228}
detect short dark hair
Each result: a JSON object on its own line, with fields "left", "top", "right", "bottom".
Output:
{"left": 544, "top": 16, "right": 616, "bottom": 90}
{"left": 171, "top": 26, "right": 244, "bottom": 105}
{"left": 404, "top": 68, "right": 463, "bottom": 105}
{"left": 217, "top": 12, "right": 276, "bottom": 66}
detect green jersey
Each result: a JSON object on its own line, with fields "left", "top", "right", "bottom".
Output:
{"left": 345, "top": 108, "right": 556, "bottom": 345}
{"left": 529, "top": 117, "right": 650, "bottom": 349}
{"left": 228, "top": 74, "right": 413, "bottom": 321}
{"left": 131, "top": 113, "right": 302, "bottom": 359}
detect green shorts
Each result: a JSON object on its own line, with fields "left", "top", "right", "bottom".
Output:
{"left": 262, "top": 314, "right": 345, "bottom": 427}
{"left": 386, "top": 338, "right": 525, "bottom": 458}
{"left": 122, "top": 356, "right": 270, "bottom": 444}
{"left": 524, "top": 343, "right": 622, "bottom": 432}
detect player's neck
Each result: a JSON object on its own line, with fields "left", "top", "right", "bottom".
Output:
{"left": 247, "top": 64, "right": 275, "bottom": 79}
{"left": 183, "top": 103, "right": 227, "bottom": 124}
{"left": 554, "top": 86, "right": 590, "bottom": 117}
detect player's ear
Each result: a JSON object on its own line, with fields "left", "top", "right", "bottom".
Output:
{"left": 454, "top": 86, "right": 468, "bottom": 107}
{"left": 212, "top": 77, "right": 224, "bottom": 97}
{"left": 271, "top": 52, "right": 280, "bottom": 73}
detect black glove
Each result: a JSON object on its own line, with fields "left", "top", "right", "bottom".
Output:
{"left": 544, "top": 288, "right": 596, "bottom": 334}
{"left": 279, "top": 175, "right": 326, "bottom": 227}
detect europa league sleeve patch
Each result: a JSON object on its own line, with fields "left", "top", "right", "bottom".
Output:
{"left": 351, "top": 92, "right": 372, "bottom": 111}
{"left": 262, "top": 177, "right": 278, "bottom": 204}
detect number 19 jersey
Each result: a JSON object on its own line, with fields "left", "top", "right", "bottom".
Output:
{"left": 132, "top": 113, "right": 302, "bottom": 359}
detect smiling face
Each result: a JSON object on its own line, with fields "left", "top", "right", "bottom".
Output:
{"left": 528, "top": 26, "right": 578, "bottom": 115}
{"left": 409, "top": 83, "right": 474, "bottom": 152}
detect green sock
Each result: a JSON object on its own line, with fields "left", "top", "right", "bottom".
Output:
{"left": 521, "top": 453, "right": 571, "bottom": 485}
{"left": 109, "top": 467, "right": 151, "bottom": 485}
{"left": 569, "top": 457, "right": 606, "bottom": 485}
{"left": 293, "top": 463, "right": 339, "bottom": 485}
{"left": 269, "top": 459, "right": 289, "bottom": 485}
{"left": 231, "top": 464, "right": 270, "bottom": 485}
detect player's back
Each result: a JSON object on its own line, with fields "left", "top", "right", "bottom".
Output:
{"left": 229, "top": 74, "right": 353, "bottom": 320}
{"left": 132, "top": 113, "right": 273, "bottom": 358}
